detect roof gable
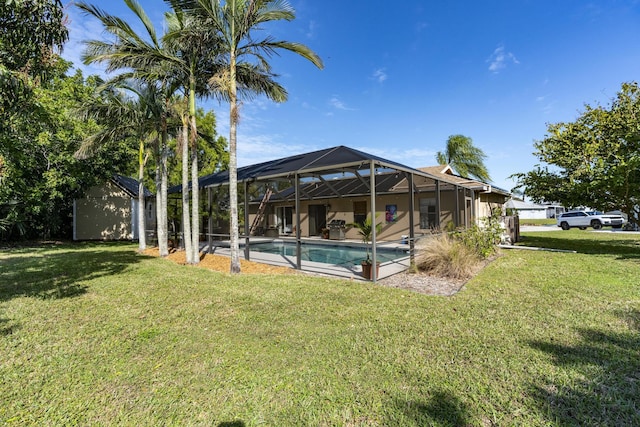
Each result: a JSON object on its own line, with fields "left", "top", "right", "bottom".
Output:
{"left": 112, "top": 175, "right": 153, "bottom": 198}
{"left": 418, "top": 165, "right": 454, "bottom": 175}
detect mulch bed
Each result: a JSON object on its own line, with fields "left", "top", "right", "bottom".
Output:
{"left": 142, "top": 247, "right": 471, "bottom": 296}
{"left": 142, "top": 247, "right": 298, "bottom": 275}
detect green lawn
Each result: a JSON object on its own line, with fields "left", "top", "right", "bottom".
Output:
{"left": 518, "top": 218, "right": 557, "bottom": 226}
{"left": 1, "top": 233, "right": 639, "bottom": 426}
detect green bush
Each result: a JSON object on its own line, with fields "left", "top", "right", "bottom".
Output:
{"left": 452, "top": 210, "right": 503, "bottom": 259}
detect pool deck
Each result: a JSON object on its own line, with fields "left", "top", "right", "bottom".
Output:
{"left": 202, "top": 236, "right": 412, "bottom": 281}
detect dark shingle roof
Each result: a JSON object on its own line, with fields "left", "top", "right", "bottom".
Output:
{"left": 112, "top": 174, "right": 153, "bottom": 198}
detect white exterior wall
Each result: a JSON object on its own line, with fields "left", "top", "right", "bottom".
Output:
{"left": 517, "top": 209, "right": 547, "bottom": 220}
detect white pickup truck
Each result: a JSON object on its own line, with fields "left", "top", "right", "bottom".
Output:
{"left": 557, "top": 210, "right": 626, "bottom": 230}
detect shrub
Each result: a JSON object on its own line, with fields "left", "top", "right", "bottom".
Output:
{"left": 415, "top": 233, "right": 480, "bottom": 279}
{"left": 452, "top": 210, "right": 504, "bottom": 259}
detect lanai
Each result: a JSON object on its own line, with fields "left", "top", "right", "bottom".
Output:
{"left": 194, "top": 145, "right": 479, "bottom": 282}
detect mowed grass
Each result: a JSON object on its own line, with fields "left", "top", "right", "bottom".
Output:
{"left": 1, "top": 233, "right": 639, "bottom": 426}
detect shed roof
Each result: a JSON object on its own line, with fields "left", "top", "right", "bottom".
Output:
{"left": 112, "top": 174, "right": 153, "bottom": 198}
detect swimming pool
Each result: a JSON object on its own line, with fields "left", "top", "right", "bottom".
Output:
{"left": 246, "top": 241, "right": 407, "bottom": 266}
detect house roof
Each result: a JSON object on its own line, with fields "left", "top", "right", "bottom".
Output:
{"left": 418, "top": 165, "right": 454, "bottom": 175}
{"left": 112, "top": 174, "right": 153, "bottom": 198}
{"left": 505, "top": 199, "right": 547, "bottom": 210}
{"left": 391, "top": 166, "right": 511, "bottom": 196}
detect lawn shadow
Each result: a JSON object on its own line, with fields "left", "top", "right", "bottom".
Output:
{"left": 518, "top": 233, "right": 640, "bottom": 260}
{"left": 527, "top": 308, "right": 640, "bottom": 425}
{"left": 387, "top": 389, "right": 473, "bottom": 426}
{"left": 0, "top": 242, "right": 151, "bottom": 302}
{"left": 217, "top": 421, "right": 245, "bottom": 427}
{"left": 0, "top": 316, "right": 19, "bottom": 336}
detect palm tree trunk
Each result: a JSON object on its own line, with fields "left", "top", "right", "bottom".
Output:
{"left": 154, "top": 160, "right": 162, "bottom": 248}
{"left": 158, "top": 129, "right": 169, "bottom": 257}
{"left": 180, "top": 123, "right": 193, "bottom": 263}
{"left": 137, "top": 139, "right": 146, "bottom": 252}
{"left": 189, "top": 83, "right": 199, "bottom": 264}
{"left": 228, "top": 48, "right": 241, "bottom": 274}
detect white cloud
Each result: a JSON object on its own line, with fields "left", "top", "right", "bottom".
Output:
{"left": 372, "top": 68, "right": 388, "bottom": 83}
{"left": 61, "top": 8, "right": 110, "bottom": 76}
{"left": 487, "top": 45, "right": 520, "bottom": 73}
{"left": 352, "top": 147, "right": 437, "bottom": 167}
{"left": 236, "top": 134, "right": 315, "bottom": 167}
{"left": 328, "top": 96, "right": 354, "bottom": 111}
{"left": 306, "top": 20, "right": 318, "bottom": 39}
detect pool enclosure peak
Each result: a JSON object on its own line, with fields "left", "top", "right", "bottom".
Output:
{"left": 174, "top": 145, "right": 442, "bottom": 191}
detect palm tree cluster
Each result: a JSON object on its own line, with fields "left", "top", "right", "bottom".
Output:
{"left": 75, "top": 0, "right": 323, "bottom": 271}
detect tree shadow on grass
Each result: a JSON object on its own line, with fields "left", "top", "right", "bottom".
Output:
{"left": 0, "top": 242, "right": 151, "bottom": 302}
{"left": 518, "top": 233, "right": 640, "bottom": 260}
{"left": 528, "top": 309, "right": 640, "bottom": 425}
{"left": 387, "top": 389, "right": 473, "bottom": 426}
{"left": 0, "top": 316, "right": 18, "bottom": 336}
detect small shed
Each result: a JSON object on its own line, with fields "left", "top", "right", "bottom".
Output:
{"left": 73, "top": 175, "right": 154, "bottom": 241}
{"left": 505, "top": 199, "right": 547, "bottom": 220}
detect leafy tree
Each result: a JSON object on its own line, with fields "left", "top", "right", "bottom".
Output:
{"left": 436, "top": 134, "right": 491, "bottom": 182}
{"left": 0, "top": 59, "right": 132, "bottom": 240}
{"left": 0, "top": 0, "right": 69, "bottom": 121}
{"left": 513, "top": 82, "right": 640, "bottom": 222}
{"left": 170, "top": 0, "right": 323, "bottom": 273}
{"left": 168, "top": 107, "right": 228, "bottom": 185}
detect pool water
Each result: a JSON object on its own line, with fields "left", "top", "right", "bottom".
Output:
{"left": 247, "top": 241, "right": 407, "bottom": 266}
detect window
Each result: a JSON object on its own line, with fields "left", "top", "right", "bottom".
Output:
{"left": 353, "top": 201, "right": 367, "bottom": 226}
{"left": 420, "top": 198, "right": 437, "bottom": 229}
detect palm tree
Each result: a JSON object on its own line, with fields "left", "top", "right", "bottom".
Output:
{"left": 163, "top": 10, "right": 223, "bottom": 264}
{"left": 75, "top": 81, "right": 158, "bottom": 251}
{"left": 77, "top": 0, "right": 179, "bottom": 257}
{"left": 436, "top": 134, "right": 492, "bottom": 182}
{"left": 168, "top": 0, "right": 323, "bottom": 273}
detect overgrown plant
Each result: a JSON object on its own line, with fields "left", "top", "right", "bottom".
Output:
{"left": 415, "top": 233, "right": 479, "bottom": 279}
{"left": 452, "top": 209, "right": 504, "bottom": 259}
{"left": 416, "top": 210, "right": 504, "bottom": 278}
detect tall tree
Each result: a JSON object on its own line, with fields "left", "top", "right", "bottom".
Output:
{"left": 164, "top": 9, "right": 220, "bottom": 263}
{"left": 1, "top": 0, "right": 71, "bottom": 238}
{"left": 76, "top": 80, "right": 168, "bottom": 251}
{"left": 436, "top": 134, "right": 491, "bottom": 182}
{"left": 513, "top": 82, "right": 640, "bottom": 222}
{"left": 0, "top": 0, "right": 69, "bottom": 121}
{"left": 170, "top": 0, "right": 323, "bottom": 273}
{"left": 1, "top": 60, "right": 132, "bottom": 240}
{"left": 77, "top": 0, "right": 178, "bottom": 256}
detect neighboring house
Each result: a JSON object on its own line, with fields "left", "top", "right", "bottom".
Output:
{"left": 543, "top": 204, "right": 566, "bottom": 219}
{"left": 73, "top": 174, "right": 155, "bottom": 241}
{"left": 185, "top": 146, "right": 510, "bottom": 243}
{"left": 505, "top": 199, "right": 548, "bottom": 220}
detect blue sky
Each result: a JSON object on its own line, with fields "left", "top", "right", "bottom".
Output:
{"left": 62, "top": 0, "right": 640, "bottom": 192}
